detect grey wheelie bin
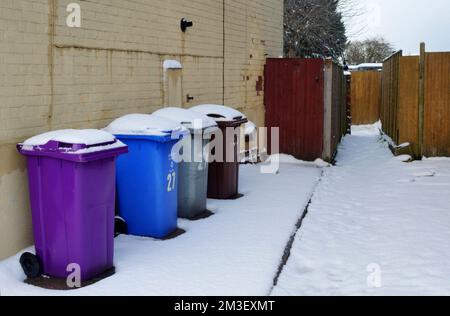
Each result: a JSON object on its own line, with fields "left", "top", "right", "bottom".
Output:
{"left": 153, "top": 107, "right": 219, "bottom": 219}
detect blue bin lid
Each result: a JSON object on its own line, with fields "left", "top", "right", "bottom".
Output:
{"left": 153, "top": 107, "right": 218, "bottom": 133}
{"left": 17, "top": 129, "right": 128, "bottom": 162}
{"left": 104, "top": 114, "right": 188, "bottom": 142}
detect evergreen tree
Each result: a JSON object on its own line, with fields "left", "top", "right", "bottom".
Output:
{"left": 284, "top": 0, "right": 348, "bottom": 60}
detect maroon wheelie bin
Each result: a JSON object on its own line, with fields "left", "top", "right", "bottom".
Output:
{"left": 190, "top": 104, "right": 248, "bottom": 199}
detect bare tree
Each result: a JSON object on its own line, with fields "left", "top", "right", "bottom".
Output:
{"left": 345, "top": 36, "right": 395, "bottom": 64}
{"left": 338, "top": 0, "right": 367, "bottom": 38}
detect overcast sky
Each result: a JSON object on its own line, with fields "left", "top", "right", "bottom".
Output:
{"left": 347, "top": 0, "right": 450, "bottom": 55}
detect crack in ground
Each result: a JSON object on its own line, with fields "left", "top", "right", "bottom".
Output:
{"left": 269, "top": 168, "right": 326, "bottom": 294}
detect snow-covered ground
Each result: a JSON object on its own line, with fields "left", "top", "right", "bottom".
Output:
{"left": 273, "top": 123, "right": 450, "bottom": 296}
{"left": 2, "top": 122, "right": 450, "bottom": 296}
{"left": 0, "top": 158, "right": 322, "bottom": 296}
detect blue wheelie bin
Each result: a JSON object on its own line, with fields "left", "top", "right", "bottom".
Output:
{"left": 105, "top": 114, "right": 188, "bottom": 238}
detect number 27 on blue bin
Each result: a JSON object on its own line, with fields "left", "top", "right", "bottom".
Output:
{"left": 167, "top": 172, "right": 176, "bottom": 192}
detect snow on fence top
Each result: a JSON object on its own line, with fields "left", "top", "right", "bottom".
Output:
{"left": 163, "top": 60, "right": 182, "bottom": 69}
{"left": 358, "top": 63, "right": 383, "bottom": 68}
{"left": 23, "top": 129, "right": 117, "bottom": 146}
{"left": 153, "top": 107, "right": 218, "bottom": 130}
{"left": 190, "top": 104, "right": 247, "bottom": 122}
{"left": 349, "top": 63, "right": 383, "bottom": 71}
{"left": 105, "top": 114, "right": 187, "bottom": 137}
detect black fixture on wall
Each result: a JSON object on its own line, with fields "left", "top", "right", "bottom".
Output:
{"left": 181, "top": 18, "right": 194, "bottom": 32}
{"left": 186, "top": 94, "right": 195, "bottom": 102}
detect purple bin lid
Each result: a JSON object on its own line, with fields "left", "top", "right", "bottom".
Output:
{"left": 17, "top": 129, "right": 128, "bottom": 163}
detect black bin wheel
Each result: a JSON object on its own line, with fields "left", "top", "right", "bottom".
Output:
{"left": 20, "top": 252, "right": 42, "bottom": 279}
{"left": 114, "top": 216, "right": 128, "bottom": 237}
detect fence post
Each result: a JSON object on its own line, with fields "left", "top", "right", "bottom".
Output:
{"left": 323, "top": 59, "right": 333, "bottom": 161}
{"left": 418, "top": 42, "right": 426, "bottom": 158}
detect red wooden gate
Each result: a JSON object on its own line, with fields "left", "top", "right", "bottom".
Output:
{"left": 265, "top": 58, "right": 325, "bottom": 161}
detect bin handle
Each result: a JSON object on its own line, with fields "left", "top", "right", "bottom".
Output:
{"left": 206, "top": 114, "right": 248, "bottom": 125}
{"left": 207, "top": 114, "right": 226, "bottom": 119}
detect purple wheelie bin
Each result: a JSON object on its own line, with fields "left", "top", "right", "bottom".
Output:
{"left": 17, "top": 130, "right": 128, "bottom": 281}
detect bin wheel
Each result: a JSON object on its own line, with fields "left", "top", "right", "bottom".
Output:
{"left": 20, "top": 252, "right": 42, "bottom": 279}
{"left": 115, "top": 216, "right": 128, "bottom": 237}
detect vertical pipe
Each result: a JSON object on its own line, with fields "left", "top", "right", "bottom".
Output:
{"left": 222, "top": 0, "right": 225, "bottom": 105}
{"left": 47, "top": 0, "right": 56, "bottom": 130}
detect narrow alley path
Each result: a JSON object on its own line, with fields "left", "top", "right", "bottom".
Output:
{"left": 273, "top": 123, "right": 450, "bottom": 295}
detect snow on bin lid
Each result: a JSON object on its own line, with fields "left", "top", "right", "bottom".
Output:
{"left": 244, "top": 121, "right": 257, "bottom": 136}
{"left": 24, "top": 129, "right": 116, "bottom": 145}
{"left": 24, "top": 129, "right": 116, "bottom": 147}
{"left": 20, "top": 129, "right": 126, "bottom": 155}
{"left": 190, "top": 104, "right": 247, "bottom": 122}
{"left": 104, "top": 114, "right": 187, "bottom": 137}
{"left": 153, "top": 107, "right": 218, "bottom": 130}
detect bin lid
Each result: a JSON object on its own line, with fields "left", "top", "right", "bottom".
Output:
{"left": 190, "top": 104, "right": 247, "bottom": 123}
{"left": 18, "top": 129, "right": 128, "bottom": 162}
{"left": 153, "top": 107, "right": 218, "bottom": 131}
{"left": 104, "top": 114, "right": 188, "bottom": 140}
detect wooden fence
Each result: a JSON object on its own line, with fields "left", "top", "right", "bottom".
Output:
{"left": 351, "top": 71, "right": 382, "bottom": 125}
{"left": 381, "top": 44, "right": 450, "bottom": 158}
{"left": 423, "top": 52, "right": 450, "bottom": 157}
{"left": 381, "top": 51, "right": 402, "bottom": 147}
{"left": 325, "top": 59, "right": 348, "bottom": 160}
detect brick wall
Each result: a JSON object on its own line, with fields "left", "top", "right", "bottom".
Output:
{"left": 0, "top": 0, "right": 52, "bottom": 259}
{"left": 0, "top": 0, "right": 283, "bottom": 259}
{"left": 224, "top": 0, "right": 283, "bottom": 127}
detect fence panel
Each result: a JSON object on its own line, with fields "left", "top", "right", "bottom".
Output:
{"left": 323, "top": 60, "right": 346, "bottom": 161}
{"left": 397, "top": 56, "right": 420, "bottom": 156}
{"left": 381, "top": 48, "right": 450, "bottom": 158}
{"left": 350, "top": 71, "right": 382, "bottom": 125}
{"left": 381, "top": 51, "right": 402, "bottom": 142}
{"left": 381, "top": 57, "right": 392, "bottom": 137}
{"left": 424, "top": 52, "right": 450, "bottom": 157}
{"left": 331, "top": 62, "right": 347, "bottom": 155}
